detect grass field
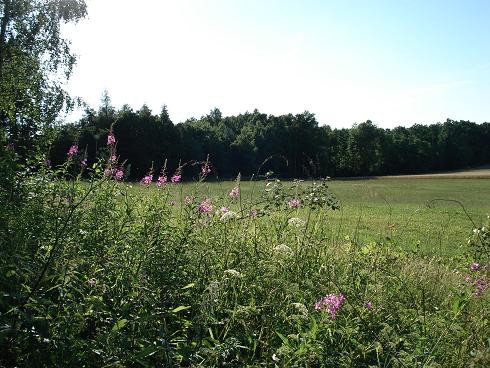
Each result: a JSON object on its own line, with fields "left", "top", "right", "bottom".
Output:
{"left": 129, "top": 177, "right": 490, "bottom": 257}
{"left": 3, "top": 169, "right": 489, "bottom": 366}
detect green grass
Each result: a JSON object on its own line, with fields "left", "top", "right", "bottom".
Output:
{"left": 128, "top": 178, "right": 490, "bottom": 257}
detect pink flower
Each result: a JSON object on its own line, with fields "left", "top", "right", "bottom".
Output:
{"left": 201, "top": 162, "right": 211, "bottom": 176}
{"left": 156, "top": 175, "right": 167, "bottom": 187}
{"left": 114, "top": 169, "right": 124, "bottom": 181}
{"left": 315, "top": 293, "right": 346, "bottom": 319}
{"left": 67, "top": 145, "right": 78, "bottom": 156}
{"left": 171, "top": 174, "right": 181, "bottom": 183}
{"left": 107, "top": 132, "right": 116, "bottom": 146}
{"left": 470, "top": 263, "right": 480, "bottom": 271}
{"left": 104, "top": 168, "right": 114, "bottom": 177}
{"left": 140, "top": 174, "right": 153, "bottom": 186}
{"left": 229, "top": 186, "right": 240, "bottom": 199}
{"left": 110, "top": 155, "right": 117, "bottom": 163}
{"left": 250, "top": 209, "right": 258, "bottom": 219}
{"left": 474, "top": 278, "right": 487, "bottom": 297}
{"left": 81, "top": 158, "right": 87, "bottom": 167}
{"left": 198, "top": 198, "right": 213, "bottom": 214}
{"left": 364, "top": 301, "right": 373, "bottom": 310}
{"left": 288, "top": 198, "right": 301, "bottom": 208}
{"left": 220, "top": 207, "right": 229, "bottom": 214}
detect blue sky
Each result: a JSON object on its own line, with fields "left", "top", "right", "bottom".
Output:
{"left": 62, "top": 0, "right": 490, "bottom": 128}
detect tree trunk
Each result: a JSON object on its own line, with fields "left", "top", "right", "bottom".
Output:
{"left": 0, "top": 0, "right": 12, "bottom": 84}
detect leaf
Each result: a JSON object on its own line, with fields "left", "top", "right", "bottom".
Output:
{"left": 181, "top": 283, "right": 195, "bottom": 290}
{"left": 171, "top": 305, "right": 191, "bottom": 313}
{"left": 275, "top": 331, "right": 289, "bottom": 346}
{"left": 112, "top": 318, "right": 128, "bottom": 331}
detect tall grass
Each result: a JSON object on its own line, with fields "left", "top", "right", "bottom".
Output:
{"left": 0, "top": 147, "right": 489, "bottom": 367}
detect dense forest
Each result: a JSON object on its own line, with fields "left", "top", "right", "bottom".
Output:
{"left": 47, "top": 93, "right": 490, "bottom": 180}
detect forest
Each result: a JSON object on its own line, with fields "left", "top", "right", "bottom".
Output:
{"left": 46, "top": 94, "right": 490, "bottom": 180}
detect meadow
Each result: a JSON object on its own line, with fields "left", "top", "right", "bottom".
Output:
{"left": 1, "top": 157, "right": 489, "bottom": 367}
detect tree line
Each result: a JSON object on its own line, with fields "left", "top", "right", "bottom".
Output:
{"left": 49, "top": 94, "right": 490, "bottom": 180}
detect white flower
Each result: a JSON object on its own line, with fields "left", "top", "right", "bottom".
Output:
{"left": 224, "top": 269, "right": 243, "bottom": 278}
{"left": 274, "top": 244, "right": 293, "bottom": 254}
{"left": 272, "top": 353, "right": 280, "bottom": 362}
{"left": 288, "top": 217, "right": 306, "bottom": 228}
{"left": 291, "top": 302, "right": 308, "bottom": 316}
{"left": 220, "top": 211, "right": 238, "bottom": 222}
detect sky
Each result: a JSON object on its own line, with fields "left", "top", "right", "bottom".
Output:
{"left": 62, "top": 0, "right": 490, "bottom": 128}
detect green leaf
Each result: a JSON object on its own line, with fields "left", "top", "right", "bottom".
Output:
{"left": 182, "top": 282, "right": 195, "bottom": 290}
{"left": 171, "top": 305, "right": 191, "bottom": 313}
{"left": 275, "top": 331, "right": 289, "bottom": 346}
{"left": 112, "top": 318, "right": 128, "bottom": 331}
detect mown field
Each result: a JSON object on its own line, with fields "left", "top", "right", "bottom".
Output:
{"left": 1, "top": 165, "right": 489, "bottom": 367}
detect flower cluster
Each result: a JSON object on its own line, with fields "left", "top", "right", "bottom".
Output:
{"left": 315, "top": 293, "right": 346, "bottom": 319}
{"left": 288, "top": 198, "right": 301, "bottom": 208}
{"left": 157, "top": 175, "right": 167, "bottom": 187}
{"left": 171, "top": 173, "right": 181, "bottom": 183}
{"left": 140, "top": 174, "right": 153, "bottom": 186}
{"left": 199, "top": 198, "right": 213, "bottom": 213}
{"left": 229, "top": 186, "right": 240, "bottom": 199}
{"left": 201, "top": 162, "right": 211, "bottom": 177}
{"left": 107, "top": 131, "right": 116, "bottom": 146}
{"left": 67, "top": 144, "right": 78, "bottom": 157}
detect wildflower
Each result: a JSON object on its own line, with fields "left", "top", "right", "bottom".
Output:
{"left": 220, "top": 210, "right": 237, "bottom": 222}
{"left": 110, "top": 154, "right": 117, "bottom": 162}
{"left": 464, "top": 275, "right": 472, "bottom": 283}
{"left": 364, "top": 301, "right": 373, "bottom": 310}
{"left": 288, "top": 198, "right": 301, "bottom": 208}
{"left": 291, "top": 302, "right": 308, "bottom": 316}
{"left": 156, "top": 175, "right": 167, "bottom": 187}
{"left": 474, "top": 278, "right": 487, "bottom": 297}
{"left": 88, "top": 278, "right": 97, "bottom": 286}
{"left": 140, "top": 174, "right": 153, "bottom": 186}
{"left": 171, "top": 173, "right": 181, "bottom": 183}
{"left": 201, "top": 162, "right": 211, "bottom": 176}
{"left": 274, "top": 243, "right": 293, "bottom": 254}
{"left": 470, "top": 262, "right": 480, "bottom": 271}
{"left": 315, "top": 293, "right": 346, "bottom": 319}
{"left": 114, "top": 169, "right": 124, "bottom": 181}
{"left": 288, "top": 217, "right": 306, "bottom": 228}
{"left": 229, "top": 186, "right": 240, "bottom": 199}
{"left": 107, "top": 131, "right": 116, "bottom": 146}
{"left": 185, "top": 196, "right": 193, "bottom": 205}
{"left": 224, "top": 269, "right": 243, "bottom": 278}
{"left": 272, "top": 354, "right": 280, "bottom": 362}
{"left": 67, "top": 144, "right": 78, "bottom": 156}
{"left": 104, "top": 168, "right": 114, "bottom": 177}
{"left": 220, "top": 206, "right": 229, "bottom": 214}
{"left": 198, "top": 198, "right": 213, "bottom": 213}
{"left": 81, "top": 158, "right": 87, "bottom": 167}
{"left": 250, "top": 209, "right": 258, "bottom": 219}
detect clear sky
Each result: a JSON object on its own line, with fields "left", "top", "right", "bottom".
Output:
{"left": 62, "top": 0, "right": 490, "bottom": 128}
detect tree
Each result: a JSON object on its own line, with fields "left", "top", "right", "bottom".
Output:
{"left": 0, "top": 0, "right": 87, "bottom": 146}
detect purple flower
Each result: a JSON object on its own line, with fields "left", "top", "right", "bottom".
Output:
{"left": 107, "top": 132, "right": 116, "bottom": 146}
{"left": 474, "top": 278, "right": 487, "bottom": 297}
{"left": 229, "top": 186, "right": 240, "bottom": 199}
{"left": 315, "top": 293, "right": 346, "bottom": 319}
{"left": 470, "top": 262, "right": 480, "bottom": 271}
{"left": 140, "top": 174, "right": 153, "bottom": 186}
{"left": 288, "top": 198, "right": 301, "bottom": 208}
{"left": 198, "top": 198, "right": 213, "bottom": 214}
{"left": 67, "top": 145, "right": 78, "bottom": 156}
{"left": 364, "top": 301, "right": 373, "bottom": 310}
{"left": 110, "top": 154, "right": 117, "bottom": 163}
{"left": 171, "top": 173, "right": 181, "bottom": 183}
{"left": 156, "top": 175, "right": 167, "bottom": 187}
{"left": 114, "top": 169, "right": 124, "bottom": 181}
